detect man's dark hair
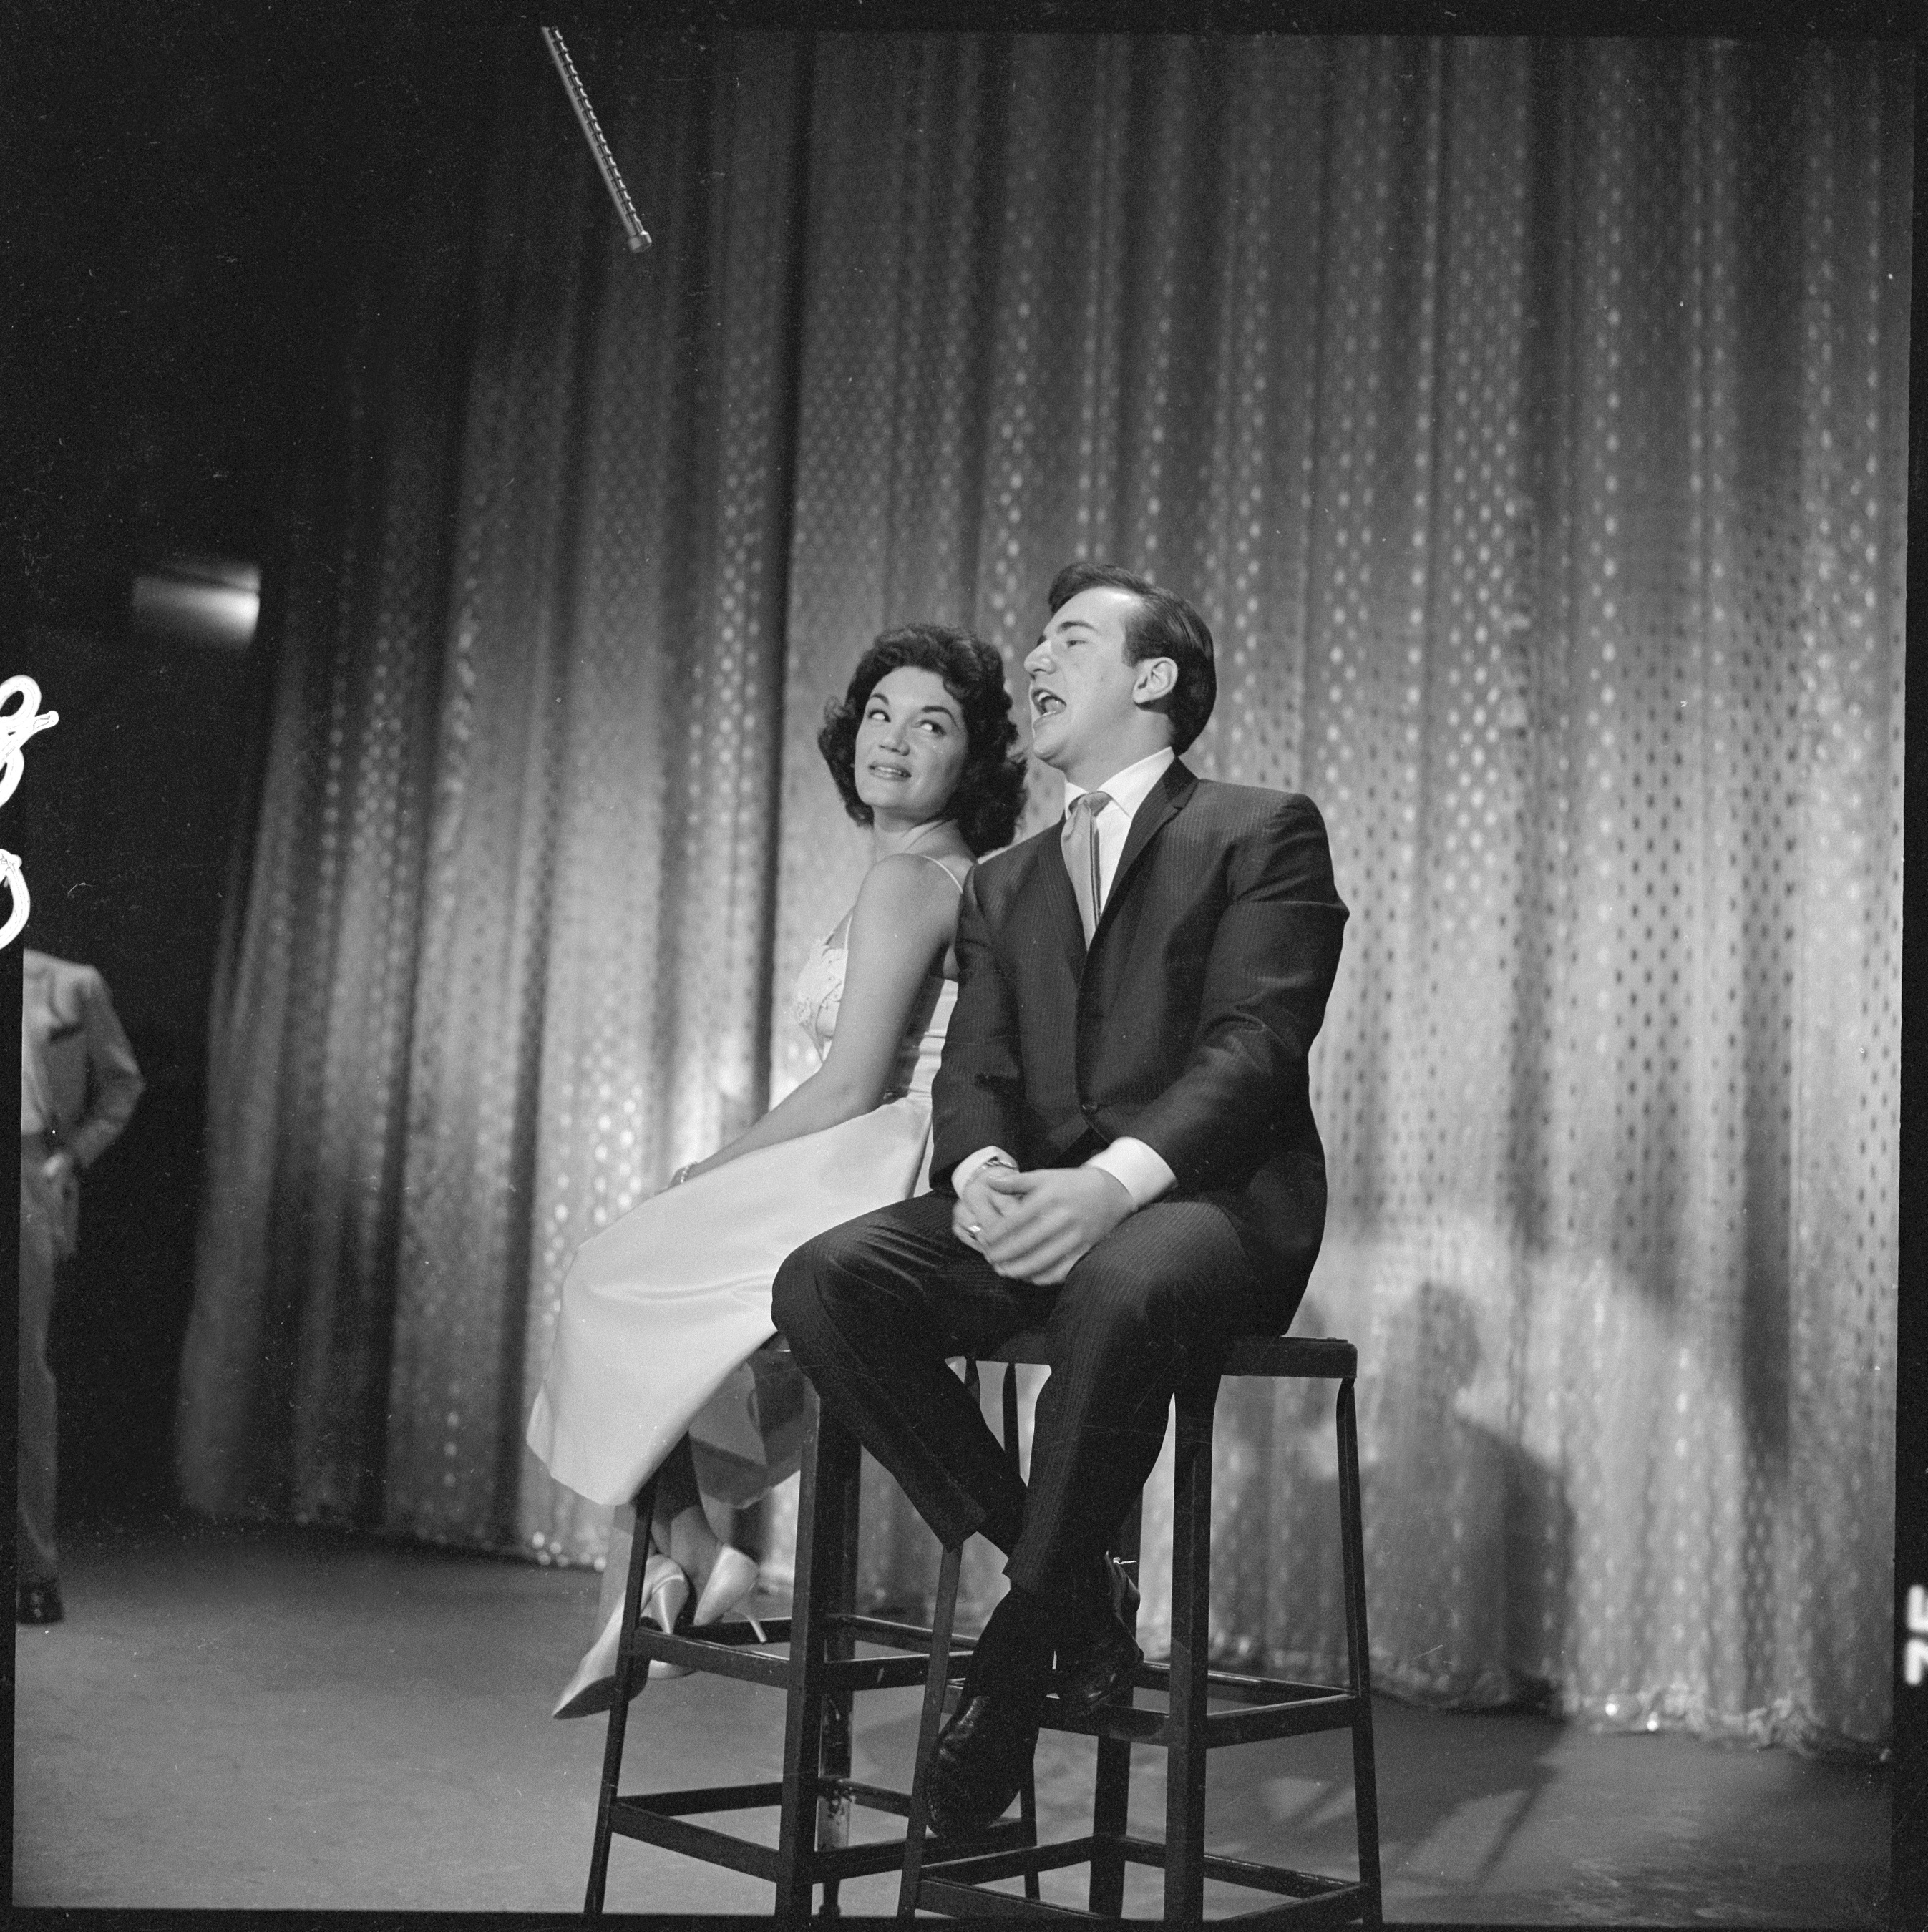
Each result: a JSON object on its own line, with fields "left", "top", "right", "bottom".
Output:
{"left": 1046, "top": 562, "right": 1217, "bottom": 754}
{"left": 818, "top": 624, "right": 1028, "bottom": 854}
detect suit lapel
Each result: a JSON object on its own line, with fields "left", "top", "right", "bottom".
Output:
{"left": 1091, "top": 759, "right": 1197, "bottom": 948}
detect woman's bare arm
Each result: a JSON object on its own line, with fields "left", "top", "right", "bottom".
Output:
{"left": 678, "top": 855, "right": 964, "bottom": 1181}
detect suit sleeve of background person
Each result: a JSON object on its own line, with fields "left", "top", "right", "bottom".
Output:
{"left": 69, "top": 967, "right": 145, "bottom": 1168}
{"left": 931, "top": 766, "right": 1348, "bottom": 1296}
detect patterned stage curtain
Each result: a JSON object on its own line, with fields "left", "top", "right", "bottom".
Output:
{"left": 177, "top": 30, "right": 814, "bottom": 1548}
{"left": 176, "top": 31, "right": 1907, "bottom": 1752}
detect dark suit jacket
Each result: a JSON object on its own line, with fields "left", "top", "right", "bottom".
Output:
{"left": 931, "top": 760, "right": 1348, "bottom": 1295}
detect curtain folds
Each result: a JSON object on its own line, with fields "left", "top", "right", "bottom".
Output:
{"left": 176, "top": 31, "right": 1907, "bottom": 1751}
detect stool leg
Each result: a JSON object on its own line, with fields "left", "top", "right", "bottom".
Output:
{"left": 898, "top": 1533, "right": 964, "bottom": 1918}
{"left": 584, "top": 1472, "right": 660, "bottom": 1916}
{"left": 1336, "top": 1377, "right": 1383, "bottom": 1929}
{"left": 1164, "top": 1378, "right": 1217, "bottom": 1926}
{"left": 818, "top": 1442, "right": 863, "bottom": 1919}
{"left": 776, "top": 1394, "right": 853, "bottom": 1921}
{"left": 1087, "top": 1499, "right": 1141, "bottom": 1918}
{"left": 1000, "top": 1365, "right": 1041, "bottom": 1903}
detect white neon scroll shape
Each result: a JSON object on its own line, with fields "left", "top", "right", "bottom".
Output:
{"left": 0, "top": 850, "right": 27, "bottom": 950}
{"left": 0, "top": 674, "right": 57, "bottom": 950}
{"left": 0, "top": 675, "right": 57, "bottom": 811}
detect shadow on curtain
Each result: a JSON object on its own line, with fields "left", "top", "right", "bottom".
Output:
{"left": 175, "top": 29, "right": 1908, "bottom": 1754}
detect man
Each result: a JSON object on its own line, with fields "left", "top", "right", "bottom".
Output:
{"left": 774, "top": 562, "right": 1347, "bottom": 1836}
{"left": 19, "top": 947, "right": 144, "bottom": 1624}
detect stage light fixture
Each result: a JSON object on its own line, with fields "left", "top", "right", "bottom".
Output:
{"left": 130, "top": 555, "right": 261, "bottom": 649}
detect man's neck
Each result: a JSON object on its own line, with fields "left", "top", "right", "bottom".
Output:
{"left": 1057, "top": 743, "right": 1175, "bottom": 799}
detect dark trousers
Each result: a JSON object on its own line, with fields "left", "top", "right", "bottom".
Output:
{"left": 19, "top": 1141, "right": 70, "bottom": 1587}
{"left": 773, "top": 1190, "right": 1297, "bottom": 1601}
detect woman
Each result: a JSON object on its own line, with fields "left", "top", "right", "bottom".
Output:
{"left": 527, "top": 624, "right": 1025, "bottom": 1717}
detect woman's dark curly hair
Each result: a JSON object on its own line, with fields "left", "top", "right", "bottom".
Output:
{"left": 818, "top": 624, "right": 1026, "bottom": 855}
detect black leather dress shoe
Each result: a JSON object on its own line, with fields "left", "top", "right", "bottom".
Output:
{"left": 16, "top": 1579, "right": 64, "bottom": 1625}
{"left": 1051, "top": 1554, "right": 1141, "bottom": 1715}
{"left": 1052, "top": 1605, "right": 1143, "bottom": 1717}
{"left": 925, "top": 1677, "right": 1046, "bottom": 1839}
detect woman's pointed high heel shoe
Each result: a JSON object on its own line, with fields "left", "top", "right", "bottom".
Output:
{"left": 690, "top": 1544, "right": 765, "bottom": 1637}
{"left": 550, "top": 1553, "right": 690, "bottom": 1717}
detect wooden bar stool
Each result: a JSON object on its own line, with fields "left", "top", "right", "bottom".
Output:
{"left": 899, "top": 1332, "right": 1383, "bottom": 1927}
{"left": 581, "top": 1356, "right": 1035, "bottom": 1918}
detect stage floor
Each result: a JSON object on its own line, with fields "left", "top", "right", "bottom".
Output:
{"left": 13, "top": 1517, "right": 1887, "bottom": 1922}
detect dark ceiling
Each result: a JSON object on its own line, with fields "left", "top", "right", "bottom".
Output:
{"left": 4, "top": 1, "right": 396, "bottom": 628}
{"left": 0, "top": 0, "right": 759, "bottom": 635}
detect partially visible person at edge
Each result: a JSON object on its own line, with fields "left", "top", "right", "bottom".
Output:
{"left": 20, "top": 947, "right": 145, "bottom": 1625}
{"left": 774, "top": 562, "right": 1348, "bottom": 1839}
{"left": 526, "top": 624, "right": 1026, "bottom": 1717}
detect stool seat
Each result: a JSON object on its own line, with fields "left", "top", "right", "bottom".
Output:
{"left": 981, "top": 1330, "right": 1358, "bottom": 1382}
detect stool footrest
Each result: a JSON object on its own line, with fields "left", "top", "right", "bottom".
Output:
{"left": 916, "top": 1885, "right": 1369, "bottom": 1929}
{"left": 625, "top": 1632, "right": 789, "bottom": 1686}
{"left": 829, "top": 1775, "right": 912, "bottom": 1819}
{"left": 835, "top": 1609, "right": 977, "bottom": 1657}
{"left": 607, "top": 1793, "right": 789, "bottom": 1883}
{"left": 1109, "top": 1835, "right": 1361, "bottom": 1901}
{"left": 610, "top": 1781, "right": 1036, "bottom": 1886}
{"left": 627, "top": 1626, "right": 935, "bottom": 1693}
{"left": 917, "top": 1876, "right": 1100, "bottom": 1921}
{"left": 620, "top": 1777, "right": 785, "bottom": 1818}
{"left": 922, "top": 1831, "right": 1107, "bottom": 1888}
{"left": 618, "top": 1773, "right": 930, "bottom": 1824}
{"left": 816, "top": 1652, "right": 938, "bottom": 1692}
{"left": 1157, "top": 1664, "right": 1357, "bottom": 1706}
{"left": 1199, "top": 1691, "right": 1361, "bottom": 1748}
{"left": 640, "top": 1614, "right": 794, "bottom": 1647}
{"left": 917, "top": 1830, "right": 1370, "bottom": 1926}
{"left": 1034, "top": 1687, "right": 1361, "bottom": 1747}
{"left": 609, "top": 1783, "right": 1008, "bottom": 1888}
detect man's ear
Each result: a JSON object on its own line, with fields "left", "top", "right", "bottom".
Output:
{"left": 1130, "top": 657, "right": 1179, "bottom": 708}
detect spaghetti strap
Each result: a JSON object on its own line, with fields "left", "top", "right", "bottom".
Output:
{"left": 915, "top": 853, "right": 970, "bottom": 893}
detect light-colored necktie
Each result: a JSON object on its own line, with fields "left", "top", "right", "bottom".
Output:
{"left": 1062, "top": 790, "right": 1113, "bottom": 944}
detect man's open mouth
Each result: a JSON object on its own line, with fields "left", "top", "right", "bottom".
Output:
{"left": 1032, "top": 690, "right": 1066, "bottom": 716}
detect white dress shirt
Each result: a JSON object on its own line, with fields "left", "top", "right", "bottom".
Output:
{"left": 953, "top": 746, "right": 1179, "bottom": 1214}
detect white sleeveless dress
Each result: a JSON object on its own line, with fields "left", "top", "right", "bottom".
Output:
{"left": 526, "top": 880, "right": 962, "bottom": 1512}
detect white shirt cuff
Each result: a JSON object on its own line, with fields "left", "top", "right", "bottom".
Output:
{"left": 1084, "top": 1137, "right": 1177, "bottom": 1211}
{"left": 952, "top": 1145, "right": 1017, "bottom": 1194}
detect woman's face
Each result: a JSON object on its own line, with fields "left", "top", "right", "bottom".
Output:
{"left": 854, "top": 665, "right": 969, "bottom": 827}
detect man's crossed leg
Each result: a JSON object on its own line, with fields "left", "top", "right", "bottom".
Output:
{"left": 774, "top": 1190, "right": 1294, "bottom": 1835}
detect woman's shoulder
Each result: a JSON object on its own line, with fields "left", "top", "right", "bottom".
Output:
{"left": 860, "top": 848, "right": 972, "bottom": 899}
{"left": 844, "top": 849, "right": 966, "bottom": 932}
{"left": 911, "top": 851, "right": 970, "bottom": 893}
